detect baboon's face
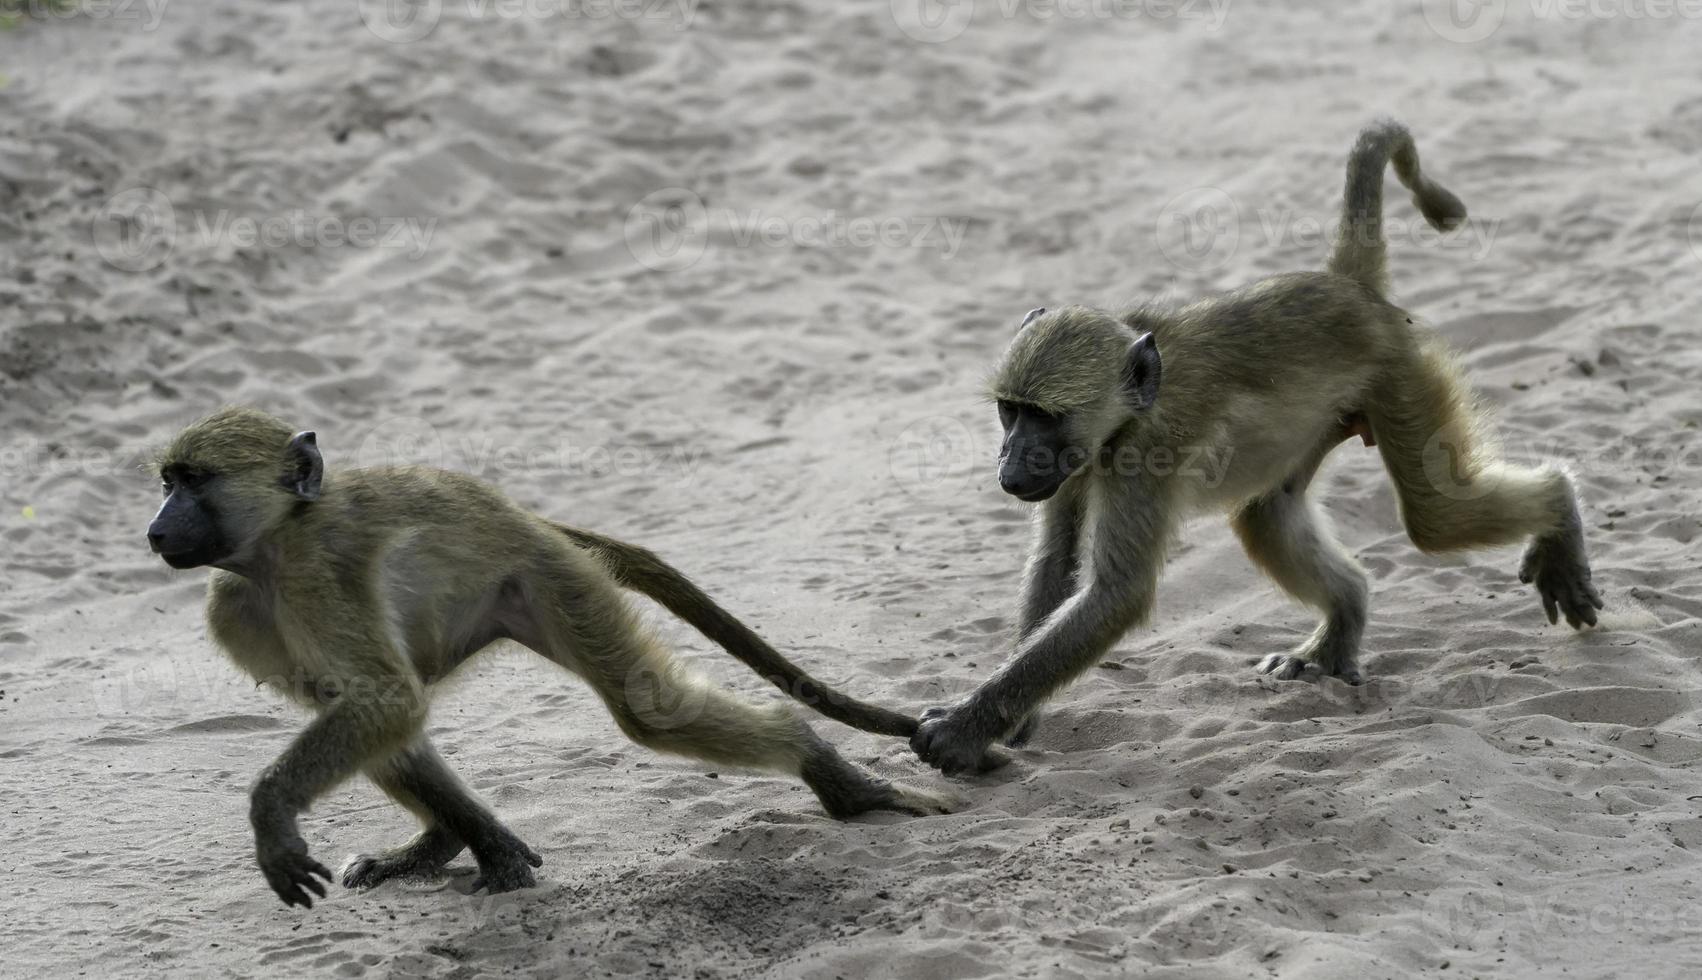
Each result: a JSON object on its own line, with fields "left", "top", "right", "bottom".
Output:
{"left": 995, "top": 400, "right": 1087, "bottom": 502}
{"left": 149, "top": 464, "right": 234, "bottom": 569}
{"left": 149, "top": 410, "right": 324, "bottom": 571}
{"left": 990, "top": 307, "right": 1165, "bottom": 502}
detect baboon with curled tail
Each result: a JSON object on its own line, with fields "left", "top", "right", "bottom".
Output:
{"left": 910, "top": 119, "right": 1603, "bottom": 776}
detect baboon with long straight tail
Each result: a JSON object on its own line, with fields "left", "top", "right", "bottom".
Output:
{"left": 147, "top": 408, "right": 952, "bottom": 907}
{"left": 910, "top": 119, "right": 1603, "bottom": 775}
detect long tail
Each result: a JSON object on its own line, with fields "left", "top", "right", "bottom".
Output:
{"left": 1329, "top": 120, "right": 1468, "bottom": 295}
{"left": 554, "top": 523, "right": 919, "bottom": 738}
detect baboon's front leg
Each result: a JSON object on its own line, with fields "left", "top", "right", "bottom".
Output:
{"left": 348, "top": 738, "right": 542, "bottom": 894}
{"left": 250, "top": 688, "right": 426, "bottom": 908}
{"left": 914, "top": 582, "right": 1153, "bottom": 774}
{"left": 1006, "top": 490, "right": 1083, "bottom": 747}
{"left": 1017, "top": 491, "right": 1083, "bottom": 640}
{"left": 913, "top": 489, "right": 1160, "bottom": 775}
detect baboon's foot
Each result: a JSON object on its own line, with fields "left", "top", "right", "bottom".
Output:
{"left": 1257, "top": 615, "right": 1364, "bottom": 684}
{"left": 1519, "top": 530, "right": 1603, "bottom": 629}
{"left": 468, "top": 832, "right": 544, "bottom": 894}
{"left": 1256, "top": 653, "right": 1363, "bottom": 685}
{"left": 341, "top": 827, "right": 465, "bottom": 890}
{"left": 802, "top": 741, "right": 959, "bottom": 818}
{"left": 872, "top": 780, "right": 961, "bottom": 817}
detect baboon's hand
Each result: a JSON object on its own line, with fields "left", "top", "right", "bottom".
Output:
{"left": 256, "top": 829, "right": 334, "bottom": 908}
{"left": 911, "top": 705, "right": 1005, "bottom": 777}
{"left": 1519, "top": 534, "right": 1604, "bottom": 630}
{"left": 469, "top": 837, "right": 544, "bottom": 894}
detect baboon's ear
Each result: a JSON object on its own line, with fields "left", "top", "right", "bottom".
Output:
{"left": 1020, "top": 307, "right": 1046, "bottom": 329}
{"left": 284, "top": 431, "right": 323, "bottom": 502}
{"left": 1122, "top": 333, "right": 1162, "bottom": 410}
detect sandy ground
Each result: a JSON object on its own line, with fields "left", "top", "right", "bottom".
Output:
{"left": 4, "top": 0, "right": 1702, "bottom": 976}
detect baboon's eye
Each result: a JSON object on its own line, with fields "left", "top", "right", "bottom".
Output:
{"left": 997, "top": 400, "right": 1018, "bottom": 428}
{"left": 161, "top": 467, "right": 210, "bottom": 494}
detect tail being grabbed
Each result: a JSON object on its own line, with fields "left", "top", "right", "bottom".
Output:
{"left": 554, "top": 523, "right": 921, "bottom": 738}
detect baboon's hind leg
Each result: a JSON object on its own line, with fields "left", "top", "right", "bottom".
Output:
{"left": 1233, "top": 460, "right": 1370, "bottom": 683}
{"left": 522, "top": 557, "right": 955, "bottom": 818}
{"left": 344, "top": 738, "right": 542, "bottom": 893}
{"left": 1368, "top": 338, "right": 1603, "bottom": 628}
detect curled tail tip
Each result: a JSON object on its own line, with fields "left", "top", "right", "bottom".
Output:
{"left": 1417, "top": 185, "right": 1469, "bottom": 232}
{"left": 1363, "top": 117, "right": 1410, "bottom": 141}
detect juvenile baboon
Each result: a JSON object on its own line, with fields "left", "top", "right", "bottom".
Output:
{"left": 147, "top": 408, "right": 950, "bottom": 907}
{"left": 911, "top": 120, "right": 1603, "bottom": 775}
